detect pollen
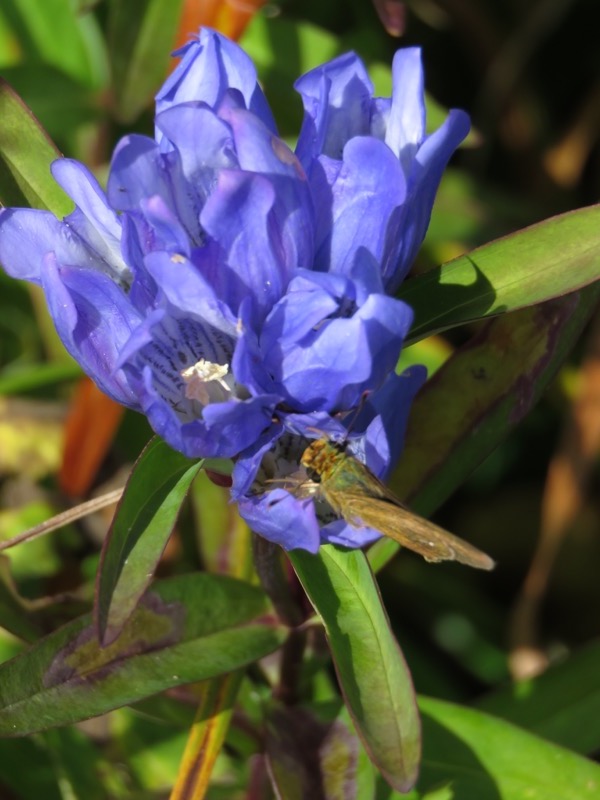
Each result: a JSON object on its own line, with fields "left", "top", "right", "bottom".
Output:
{"left": 181, "top": 359, "right": 231, "bottom": 404}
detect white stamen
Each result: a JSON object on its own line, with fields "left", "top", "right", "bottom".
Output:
{"left": 181, "top": 359, "right": 231, "bottom": 404}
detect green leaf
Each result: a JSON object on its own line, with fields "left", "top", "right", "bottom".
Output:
{"left": 414, "top": 697, "right": 600, "bottom": 799}
{"left": 400, "top": 204, "right": 600, "bottom": 344}
{"left": 289, "top": 545, "right": 420, "bottom": 793}
{"left": 0, "top": 78, "right": 72, "bottom": 213}
{"left": 369, "top": 287, "right": 600, "bottom": 572}
{"left": 0, "top": 572, "right": 286, "bottom": 736}
{"left": 476, "top": 640, "right": 600, "bottom": 755}
{"left": 96, "top": 437, "right": 204, "bottom": 646}
{"left": 108, "top": 0, "right": 185, "bottom": 123}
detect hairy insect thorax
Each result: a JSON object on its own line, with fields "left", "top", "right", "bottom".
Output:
{"left": 300, "top": 438, "right": 345, "bottom": 483}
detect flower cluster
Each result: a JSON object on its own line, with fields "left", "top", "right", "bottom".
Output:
{"left": 0, "top": 30, "right": 468, "bottom": 551}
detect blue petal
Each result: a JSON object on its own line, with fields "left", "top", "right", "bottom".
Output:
{"left": 320, "top": 518, "right": 382, "bottom": 548}
{"left": 154, "top": 102, "right": 237, "bottom": 201}
{"left": 382, "top": 109, "right": 470, "bottom": 291}
{"left": 360, "top": 365, "right": 428, "bottom": 476}
{"left": 0, "top": 208, "right": 95, "bottom": 283}
{"left": 199, "top": 170, "right": 289, "bottom": 317}
{"left": 237, "top": 490, "right": 322, "bottom": 552}
{"left": 40, "top": 254, "right": 141, "bottom": 406}
{"left": 384, "top": 48, "right": 425, "bottom": 167}
{"left": 143, "top": 251, "right": 238, "bottom": 335}
{"left": 108, "top": 135, "right": 175, "bottom": 211}
{"left": 220, "top": 106, "right": 315, "bottom": 271}
{"left": 312, "top": 137, "right": 407, "bottom": 276}
{"left": 282, "top": 411, "right": 348, "bottom": 441}
{"left": 114, "top": 304, "right": 278, "bottom": 458}
{"left": 140, "top": 196, "right": 191, "bottom": 255}
{"left": 239, "top": 269, "right": 414, "bottom": 412}
{"left": 108, "top": 134, "right": 203, "bottom": 247}
{"left": 157, "top": 28, "right": 276, "bottom": 132}
{"left": 231, "top": 424, "right": 284, "bottom": 498}
{"left": 295, "top": 52, "right": 373, "bottom": 164}
{"left": 51, "top": 159, "right": 128, "bottom": 283}
{"left": 272, "top": 298, "right": 410, "bottom": 412}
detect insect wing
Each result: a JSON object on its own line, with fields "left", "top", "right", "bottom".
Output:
{"left": 341, "top": 494, "right": 495, "bottom": 571}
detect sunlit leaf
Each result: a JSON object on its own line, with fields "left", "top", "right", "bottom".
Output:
{"left": 190, "top": 470, "right": 252, "bottom": 578}
{"left": 290, "top": 545, "right": 420, "bottom": 793}
{"left": 412, "top": 697, "right": 600, "bottom": 799}
{"left": 0, "top": 78, "right": 71, "bottom": 213}
{"left": 401, "top": 204, "right": 600, "bottom": 343}
{"left": 0, "top": 396, "right": 63, "bottom": 479}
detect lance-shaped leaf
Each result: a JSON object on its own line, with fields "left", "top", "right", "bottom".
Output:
{"left": 369, "top": 287, "right": 600, "bottom": 572}
{"left": 0, "top": 572, "right": 286, "bottom": 736}
{"left": 95, "top": 437, "right": 205, "bottom": 646}
{"left": 289, "top": 545, "right": 420, "bottom": 793}
{"left": 0, "top": 79, "right": 71, "bottom": 215}
{"left": 415, "top": 697, "right": 600, "bottom": 799}
{"left": 108, "top": 0, "right": 185, "bottom": 123}
{"left": 400, "top": 204, "right": 600, "bottom": 343}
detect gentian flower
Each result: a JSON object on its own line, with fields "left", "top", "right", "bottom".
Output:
{"left": 295, "top": 48, "right": 470, "bottom": 292}
{"left": 0, "top": 29, "right": 468, "bottom": 551}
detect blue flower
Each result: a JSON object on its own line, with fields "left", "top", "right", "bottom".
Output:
{"left": 295, "top": 48, "right": 470, "bottom": 292}
{"left": 0, "top": 29, "right": 466, "bottom": 550}
{"left": 0, "top": 30, "right": 313, "bottom": 459}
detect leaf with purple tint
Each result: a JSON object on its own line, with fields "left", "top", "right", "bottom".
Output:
{"left": 0, "top": 572, "right": 286, "bottom": 736}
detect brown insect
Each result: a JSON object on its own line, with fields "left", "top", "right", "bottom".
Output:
{"left": 301, "top": 438, "right": 495, "bottom": 570}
